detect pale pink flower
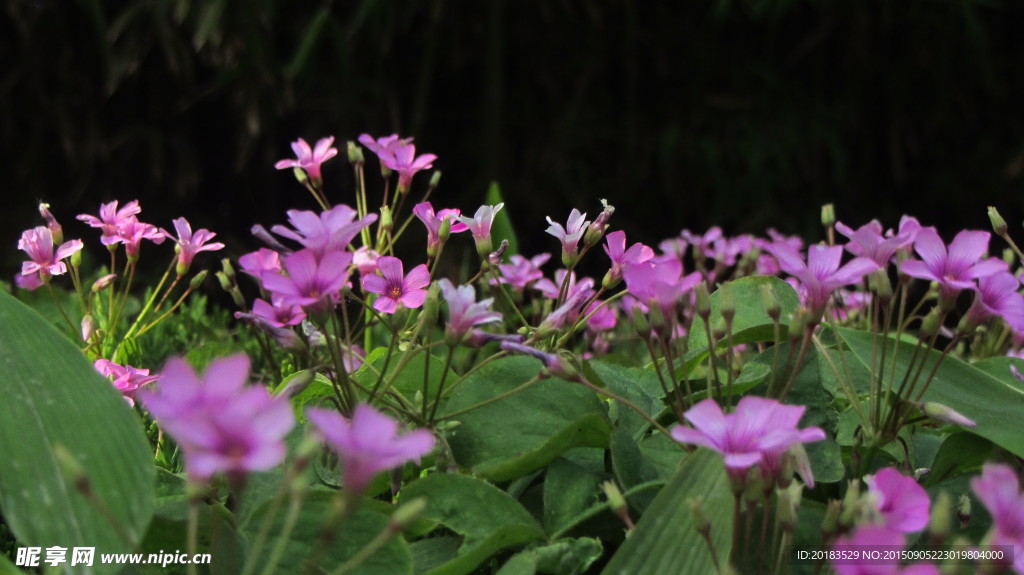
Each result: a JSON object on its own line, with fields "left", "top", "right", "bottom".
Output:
{"left": 458, "top": 203, "right": 504, "bottom": 256}
{"left": 546, "top": 209, "right": 590, "bottom": 265}
{"left": 238, "top": 248, "right": 283, "bottom": 279}
{"left": 361, "top": 256, "right": 430, "bottom": 314}
{"left": 900, "top": 228, "right": 1006, "bottom": 305}
{"left": 492, "top": 253, "right": 551, "bottom": 292}
{"left": 261, "top": 248, "right": 352, "bottom": 316}
{"left": 138, "top": 354, "right": 294, "bottom": 483}
{"left": 437, "top": 279, "right": 502, "bottom": 346}
{"left": 18, "top": 226, "right": 83, "bottom": 283}
{"left": 94, "top": 359, "right": 160, "bottom": 407}
{"left": 764, "top": 242, "right": 878, "bottom": 319}
{"left": 381, "top": 141, "right": 437, "bottom": 191}
{"left": 270, "top": 205, "right": 376, "bottom": 259}
{"left": 274, "top": 137, "right": 338, "bottom": 183}
{"left": 603, "top": 230, "right": 654, "bottom": 285}
{"left": 161, "top": 218, "right": 225, "bottom": 275}
{"left": 307, "top": 404, "right": 434, "bottom": 495}
{"left": 77, "top": 200, "right": 142, "bottom": 246}
{"left": 413, "top": 202, "right": 468, "bottom": 254}
{"left": 864, "top": 468, "right": 930, "bottom": 533}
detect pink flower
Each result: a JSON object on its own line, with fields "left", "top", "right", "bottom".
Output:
{"left": 77, "top": 200, "right": 142, "bottom": 246}
{"left": 239, "top": 248, "right": 283, "bottom": 279}
{"left": 352, "top": 246, "right": 381, "bottom": 276}
{"left": 116, "top": 218, "right": 165, "bottom": 261}
{"left": 274, "top": 137, "right": 338, "bottom": 183}
{"left": 94, "top": 359, "right": 160, "bottom": 406}
{"left": 971, "top": 463, "right": 1024, "bottom": 573}
{"left": 361, "top": 256, "right": 430, "bottom": 314}
{"left": 437, "top": 279, "right": 502, "bottom": 346}
{"left": 381, "top": 141, "right": 437, "bottom": 192}
{"left": 864, "top": 468, "right": 930, "bottom": 533}
{"left": 492, "top": 253, "right": 550, "bottom": 292}
{"left": 764, "top": 243, "right": 878, "bottom": 319}
{"left": 962, "top": 271, "right": 1024, "bottom": 334}
{"left": 307, "top": 404, "right": 434, "bottom": 495}
{"left": 270, "top": 205, "right": 377, "bottom": 259}
{"left": 413, "top": 202, "right": 468, "bottom": 254}
{"left": 358, "top": 133, "right": 410, "bottom": 161}
{"left": 18, "top": 227, "right": 83, "bottom": 283}
{"left": 261, "top": 248, "right": 352, "bottom": 316}
{"left": 622, "top": 256, "right": 703, "bottom": 332}
{"left": 603, "top": 230, "right": 654, "bottom": 286}
{"left": 670, "top": 396, "right": 825, "bottom": 488}
{"left": 900, "top": 228, "right": 1006, "bottom": 306}
{"left": 458, "top": 203, "right": 504, "bottom": 256}
{"left": 835, "top": 216, "right": 921, "bottom": 268}
{"left": 546, "top": 209, "right": 590, "bottom": 266}
{"left": 161, "top": 218, "right": 225, "bottom": 275}
{"left": 138, "top": 354, "right": 294, "bottom": 483}
{"left": 252, "top": 295, "right": 306, "bottom": 328}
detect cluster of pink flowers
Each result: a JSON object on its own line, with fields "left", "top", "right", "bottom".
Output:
{"left": 94, "top": 359, "right": 160, "bottom": 406}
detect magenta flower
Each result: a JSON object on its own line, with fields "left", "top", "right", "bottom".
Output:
{"left": 161, "top": 218, "right": 225, "bottom": 276}
{"left": 603, "top": 230, "right": 654, "bottom": 286}
{"left": 274, "top": 137, "right": 338, "bottom": 183}
{"left": 18, "top": 227, "right": 83, "bottom": 283}
{"left": 361, "top": 256, "right": 430, "bottom": 314}
{"left": 252, "top": 295, "right": 306, "bottom": 328}
{"left": 458, "top": 203, "right": 504, "bottom": 256}
{"left": 962, "top": 270, "right": 1024, "bottom": 334}
{"left": 271, "top": 205, "right": 377, "bottom": 259}
{"left": 972, "top": 463, "right": 1024, "bottom": 573}
{"left": 546, "top": 209, "right": 590, "bottom": 266}
{"left": 835, "top": 216, "right": 921, "bottom": 268}
{"left": 358, "top": 133, "right": 410, "bottom": 163}
{"left": 261, "top": 248, "right": 352, "bottom": 316}
{"left": 352, "top": 246, "right": 381, "bottom": 276}
{"left": 381, "top": 140, "right": 437, "bottom": 192}
{"left": 900, "top": 228, "right": 1006, "bottom": 305}
{"left": 670, "top": 396, "right": 825, "bottom": 488}
{"left": 492, "top": 253, "right": 550, "bottom": 292}
{"left": 307, "top": 404, "right": 434, "bottom": 495}
{"left": 138, "top": 354, "right": 294, "bottom": 483}
{"left": 238, "top": 248, "right": 283, "bottom": 279}
{"left": 77, "top": 200, "right": 142, "bottom": 246}
{"left": 534, "top": 269, "right": 593, "bottom": 302}
{"left": 864, "top": 468, "right": 930, "bottom": 533}
{"left": 622, "top": 256, "right": 703, "bottom": 332}
{"left": 831, "top": 526, "right": 939, "bottom": 575}
{"left": 437, "top": 279, "right": 502, "bottom": 346}
{"left": 116, "top": 218, "right": 165, "bottom": 261}
{"left": 764, "top": 243, "right": 878, "bottom": 319}
{"left": 94, "top": 359, "right": 160, "bottom": 406}
{"left": 413, "top": 202, "right": 468, "bottom": 255}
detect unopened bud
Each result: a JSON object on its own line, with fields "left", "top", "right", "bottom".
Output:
{"left": 91, "top": 274, "right": 116, "bottom": 293}
{"left": 292, "top": 166, "right": 310, "bottom": 187}
{"left": 347, "top": 141, "right": 364, "bottom": 166}
{"left": 776, "top": 481, "right": 803, "bottom": 531}
{"left": 762, "top": 283, "right": 781, "bottom": 321}
{"left": 189, "top": 270, "right": 208, "bottom": 290}
{"left": 720, "top": 282, "right": 735, "bottom": 325}
{"left": 53, "top": 443, "right": 91, "bottom": 496}
{"left": 70, "top": 249, "right": 82, "bottom": 269}
{"left": 602, "top": 481, "right": 633, "bottom": 530}
{"left": 583, "top": 199, "right": 615, "bottom": 248}
{"left": 487, "top": 240, "right": 509, "bottom": 266}
{"left": 956, "top": 493, "right": 971, "bottom": 528}
{"left": 821, "top": 203, "right": 836, "bottom": 228}
{"left": 789, "top": 309, "right": 811, "bottom": 341}
{"left": 822, "top": 499, "right": 842, "bottom": 539}
{"left": 869, "top": 268, "right": 893, "bottom": 301}
{"left": 428, "top": 170, "right": 442, "bottom": 193}
{"left": 81, "top": 314, "right": 94, "bottom": 342}
{"left": 839, "top": 479, "right": 861, "bottom": 529}
{"left": 380, "top": 206, "right": 394, "bottom": 234}
{"left": 694, "top": 283, "right": 712, "bottom": 320}
{"left": 920, "top": 402, "right": 975, "bottom": 428}
{"left": 689, "top": 498, "right": 712, "bottom": 536}
{"left": 630, "top": 305, "right": 650, "bottom": 339}
{"left": 390, "top": 497, "right": 427, "bottom": 533}
{"left": 920, "top": 307, "right": 942, "bottom": 337}
{"left": 988, "top": 206, "right": 1008, "bottom": 237}
{"left": 39, "top": 203, "right": 63, "bottom": 245}
{"left": 421, "top": 283, "right": 441, "bottom": 335}
{"left": 221, "top": 258, "right": 237, "bottom": 284}
{"left": 216, "top": 271, "right": 233, "bottom": 293}
{"left": 929, "top": 491, "right": 953, "bottom": 543}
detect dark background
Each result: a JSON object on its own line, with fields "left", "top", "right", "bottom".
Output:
{"left": 4, "top": 0, "right": 1024, "bottom": 279}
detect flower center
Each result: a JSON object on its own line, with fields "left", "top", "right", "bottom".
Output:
{"left": 389, "top": 286, "right": 403, "bottom": 299}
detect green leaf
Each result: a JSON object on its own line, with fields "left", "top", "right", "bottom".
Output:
{"left": 496, "top": 538, "right": 604, "bottom": 575}
{"left": 441, "top": 356, "right": 612, "bottom": 481}
{"left": 0, "top": 291, "right": 154, "bottom": 574}
{"left": 688, "top": 275, "right": 800, "bottom": 350}
{"left": 837, "top": 327, "right": 1024, "bottom": 458}
{"left": 923, "top": 432, "right": 993, "bottom": 487}
{"left": 585, "top": 360, "right": 665, "bottom": 439}
{"left": 401, "top": 474, "right": 546, "bottom": 575}
{"left": 542, "top": 457, "right": 603, "bottom": 535}
{"left": 243, "top": 490, "right": 412, "bottom": 575}
{"left": 609, "top": 428, "right": 665, "bottom": 513}
{"left": 485, "top": 181, "right": 519, "bottom": 257}
{"left": 354, "top": 349, "right": 457, "bottom": 408}
{"left": 601, "top": 449, "right": 732, "bottom": 574}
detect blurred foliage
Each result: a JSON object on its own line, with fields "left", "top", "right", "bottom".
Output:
{"left": 3, "top": 0, "right": 1024, "bottom": 279}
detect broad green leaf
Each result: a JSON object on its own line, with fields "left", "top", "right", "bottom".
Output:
{"left": 610, "top": 428, "right": 667, "bottom": 513}
{"left": 543, "top": 457, "right": 603, "bottom": 535}
{"left": 410, "top": 537, "right": 461, "bottom": 574}
{"left": 601, "top": 449, "right": 732, "bottom": 574}
{"left": 585, "top": 360, "right": 665, "bottom": 439}
{"left": 0, "top": 291, "right": 154, "bottom": 574}
{"left": 688, "top": 275, "right": 800, "bottom": 350}
{"left": 401, "top": 474, "right": 545, "bottom": 575}
{"left": 496, "top": 538, "right": 604, "bottom": 575}
{"left": 243, "top": 490, "right": 412, "bottom": 575}
{"left": 354, "top": 349, "right": 457, "bottom": 408}
{"left": 441, "top": 356, "right": 612, "bottom": 481}
{"left": 804, "top": 439, "right": 844, "bottom": 484}
{"left": 971, "top": 356, "right": 1024, "bottom": 393}
{"left": 837, "top": 327, "right": 1024, "bottom": 458}
{"left": 485, "top": 181, "right": 519, "bottom": 258}
{"left": 923, "top": 432, "right": 993, "bottom": 487}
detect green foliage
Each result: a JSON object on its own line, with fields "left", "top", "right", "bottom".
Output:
{"left": 0, "top": 290, "right": 154, "bottom": 573}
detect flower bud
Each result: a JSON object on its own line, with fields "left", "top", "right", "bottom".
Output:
{"left": 920, "top": 402, "right": 975, "bottom": 428}
{"left": 762, "top": 283, "right": 781, "bottom": 321}
{"left": 956, "top": 493, "right": 971, "bottom": 528}
{"left": 839, "top": 479, "right": 861, "bottom": 529}
{"left": 719, "top": 282, "right": 735, "bottom": 326}
{"left": 216, "top": 271, "right": 233, "bottom": 293}
{"left": 487, "top": 240, "right": 509, "bottom": 266}
{"left": 189, "top": 270, "right": 208, "bottom": 290}
{"left": 420, "top": 283, "right": 442, "bottom": 335}
{"left": 822, "top": 499, "right": 842, "bottom": 539}
{"left": 821, "top": 203, "right": 836, "bottom": 228}
{"left": 292, "top": 166, "right": 310, "bottom": 187}
{"left": 602, "top": 481, "right": 634, "bottom": 530}
{"left": 380, "top": 206, "right": 394, "bottom": 234}
{"left": 221, "top": 258, "right": 237, "bottom": 284}
{"left": 988, "top": 206, "right": 1008, "bottom": 237}
{"left": 694, "top": 283, "right": 712, "bottom": 321}
{"left": 689, "top": 498, "right": 712, "bottom": 537}
{"left": 583, "top": 199, "right": 615, "bottom": 248}
{"left": 70, "top": 249, "right": 82, "bottom": 269}
{"left": 776, "top": 481, "right": 802, "bottom": 531}
{"left": 347, "top": 140, "right": 364, "bottom": 167}
{"left": 39, "top": 202, "right": 63, "bottom": 245}
{"left": 868, "top": 268, "right": 893, "bottom": 301}
{"left": 928, "top": 491, "right": 952, "bottom": 544}
{"left": 630, "top": 305, "right": 650, "bottom": 339}
{"left": 428, "top": 170, "right": 442, "bottom": 194}
{"left": 81, "top": 314, "right": 94, "bottom": 342}
{"left": 91, "top": 274, "right": 117, "bottom": 293}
